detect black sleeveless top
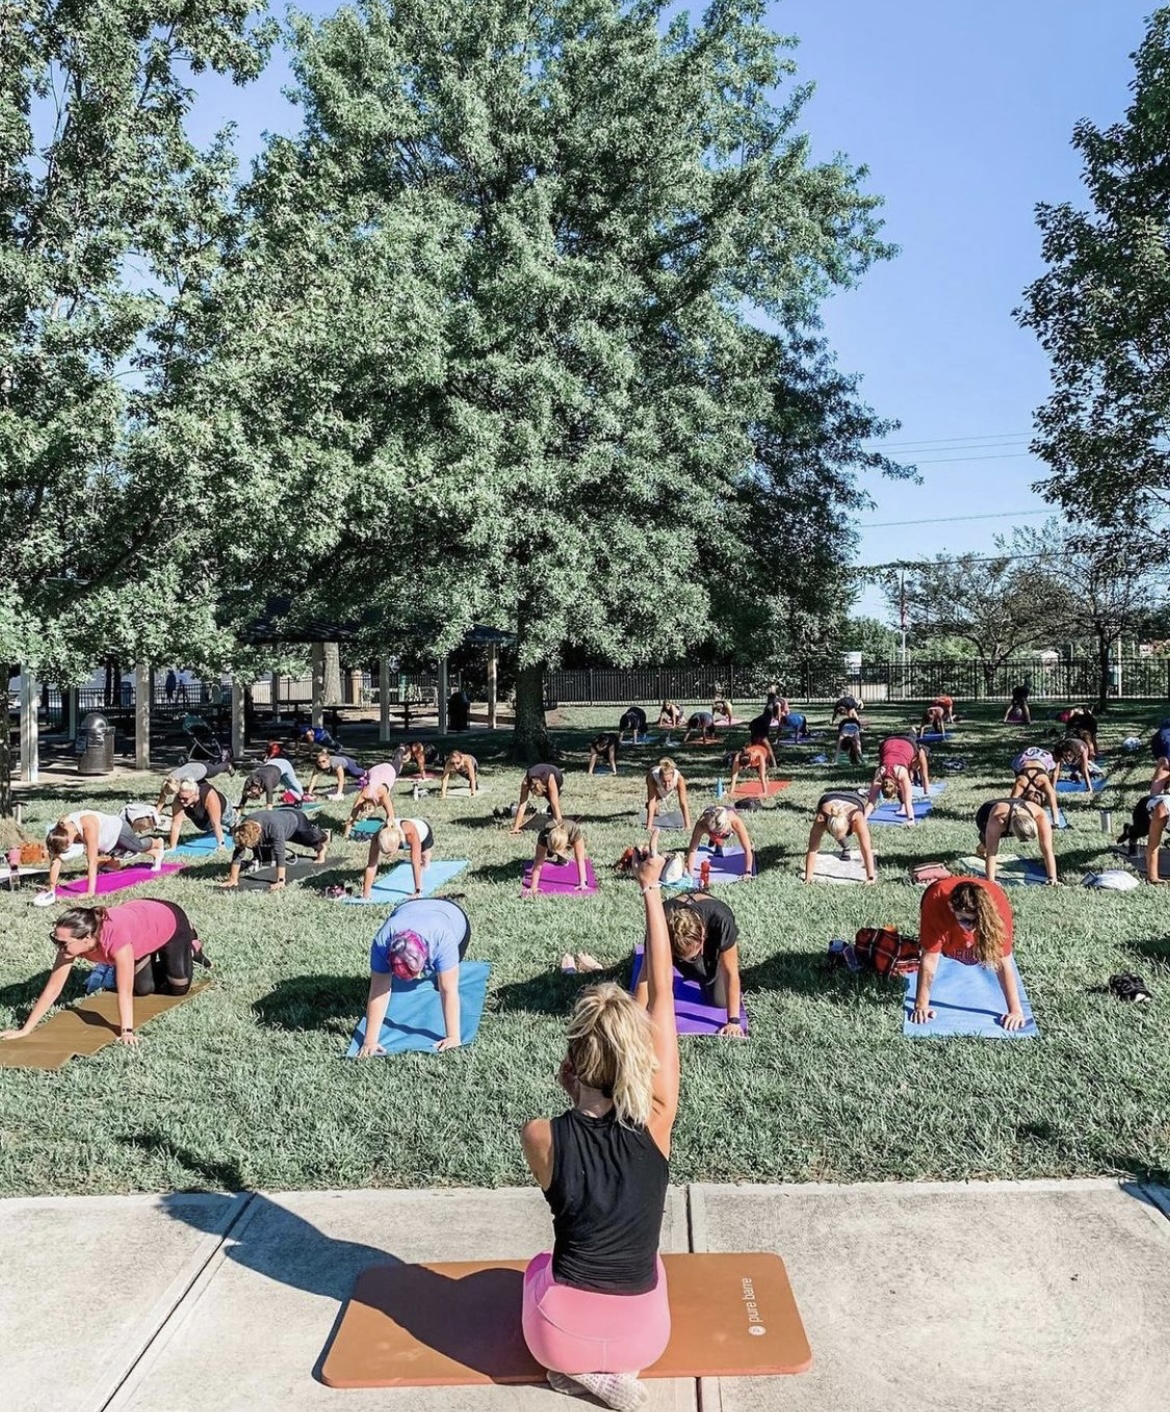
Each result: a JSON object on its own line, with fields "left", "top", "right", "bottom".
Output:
{"left": 545, "top": 1107, "right": 669, "bottom": 1295}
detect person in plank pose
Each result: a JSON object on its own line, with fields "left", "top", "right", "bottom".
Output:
{"left": 238, "top": 758, "right": 303, "bottom": 810}
{"left": 520, "top": 851, "right": 678, "bottom": 1408}
{"left": 803, "top": 790, "right": 876, "bottom": 884}
{"left": 712, "top": 697, "right": 734, "bottom": 725}
{"left": 921, "top": 702, "right": 947, "bottom": 735}
{"left": 683, "top": 805, "right": 755, "bottom": 879}
{"left": 357, "top": 898, "right": 472, "bottom": 1056}
{"left": 41, "top": 810, "right": 165, "bottom": 901}
{"left": 221, "top": 810, "right": 330, "bottom": 891}
{"left": 929, "top": 694, "right": 957, "bottom": 724}
{"left": 728, "top": 741, "right": 771, "bottom": 796}
{"left": 779, "top": 703, "right": 809, "bottom": 742}
{"left": 974, "top": 797, "right": 1058, "bottom": 886}
{"left": 511, "top": 764, "right": 565, "bottom": 833}
{"left": 524, "top": 820, "right": 590, "bottom": 897}
{"left": 168, "top": 776, "right": 235, "bottom": 850}
{"left": 1, "top": 901, "right": 210, "bottom": 1048}
{"left": 865, "top": 733, "right": 931, "bottom": 825}
{"left": 644, "top": 758, "right": 692, "bottom": 837}
{"left": 587, "top": 733, "right": 620, "bottom": 776}
{"left": 1010, "top": 747, "right": 1061, "bottom": 824}
{"left": 657, "top": 701, "right": 684, "bottom": 728}
{"left": 360, "top": 818, "right": 434, "bottom": 901}
{"left": 633, "top": 887, "right": 743, "bottom": 1039}
{"left": 617, "top": 706, "right": 648, "bottom": 744}
{"left": 682, "top": 710, "right": 718, "bottom": 745}
{"left": 911, "top": 877, "right": 1026, "bottom": 1031}
{"left": 342, "top": 761, "right": 400, "bottom": 837}
{"left": 439, "top": 749, "right": 479, "bottom": 797}
{"left": 307, "top": 750, "right": 367, "bottom": 800}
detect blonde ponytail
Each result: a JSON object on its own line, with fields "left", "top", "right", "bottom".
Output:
{"left": 566, "top": 982, "right": 657, "bottom": 1128}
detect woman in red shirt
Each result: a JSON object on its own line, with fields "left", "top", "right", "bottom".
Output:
{"left": 0, "top": 901, "right": 207, "bottom": 1048}
{"left": 913, "top": 877, "right": 1026, "bottom": 1030}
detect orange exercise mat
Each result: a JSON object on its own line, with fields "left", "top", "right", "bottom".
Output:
{"left": 320, "top": 1251, "right": 812, "bottom": 1388}
{"left": 0, "top": 986, "right": 206, "bottom": 1070}
{"left": 731, "top": 779, "right": 791, "bottom": 798}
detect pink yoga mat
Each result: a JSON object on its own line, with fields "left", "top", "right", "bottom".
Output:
{"left": 56, "top": 863, "right": 184, "bottom": 897}
{"left": 522, "top": 859, "right": 598, "bottom": 896}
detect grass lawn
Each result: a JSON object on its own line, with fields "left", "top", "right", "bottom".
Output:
{"left": 1, "top": 702, "right": 1169, "bottom": 1196}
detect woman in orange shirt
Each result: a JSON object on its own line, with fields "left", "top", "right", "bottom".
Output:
{"left": 728, "top": 741, "right": 771, "bottom": 795}
{"left": 911, "top": 877, "right": 1026, "bottom": 1030}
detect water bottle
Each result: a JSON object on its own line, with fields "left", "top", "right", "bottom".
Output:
{"left": 715, "top": 777, "right": 725, "bottom": 799}
{"left": 700, "top": 859, "right": 711, "bottom": 889}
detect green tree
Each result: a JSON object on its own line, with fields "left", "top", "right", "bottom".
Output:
{"left": 1018, "top": 8, "right": 1170, "bottom": 522}
{"left": 195, "top": 0, "right": 906, "bottom": 757}
{"left": 840, "top": 615, "right": 898, "bottom": 660}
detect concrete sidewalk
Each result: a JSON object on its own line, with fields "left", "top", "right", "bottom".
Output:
{"left": 1, "top": 1179, "right": 1167, "bottom": 1412}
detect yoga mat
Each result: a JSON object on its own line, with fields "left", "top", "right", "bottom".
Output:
{"left": 1057, "top": 776, "right": 1106, "bottom": 794}
{"left": 868, "top": 798, "right": 933, "bottom": 825}
{"left": 343, "top": 859, "right": 469, "bottom": 905}
{"left": 521, "top": 858, "right": 598, "bottom": 896}
{"left": 632, "top": 946, "right": 748, "bottom": 1035}
{"left": 239, "top": 855, "right": 341, "bottom": 889}
{"left": 54, "top": 863, "right": 184, "bottom": 898}
{"left": 0, "top": 985, "right": 207, "bottom": 1070}
{"left": 902, "top": 955, "right": 1038, "bottom": 1039}
{"left": 715, "top": 717, "right": 746, "bottom": 727}
{"left": 351, "top": 819, "right": 384, "bottom": 839}
{"left": 279, "top": 798, "right": 322, "bottom": 812}
{"left": 345, "top": 961, "right": 490, "bottom": 1055}
{"left": 652, "top": 809, "right": 685, "bottom": 831}
{"left": 319, "top": 1251, "right": 809, "bottom": 1387}
{"left": 811, "top": 852, "right": 876, "bottom": 884}
{"left": 912, "top": 782, "right": 947, "bottom": 797}
{"left": 690, "top": 844, "right": 756, "bottom": 884}
{"left": 1111, "top": 845, "right": 1170, "bottom": 880}
{"left": 919, "top": 730, "right": 952, "bottom": 743}
{"left": 168, "top": 833, "right": 223, "bottom": 857}
{"left": 731, "top": 778, "right": 790, "bottom": 798}
{"left": 955, "top": 855, "right": 1051, "bottom": 886}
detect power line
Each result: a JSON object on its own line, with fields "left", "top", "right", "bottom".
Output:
{"left": 898, "top": 452, "right": 1037, "bottom": 466}
{"left": 859, "top": 509, "right": 1052, "bottom": 530}
{"left": 862, "top": 431, "right": 1031, "bottom": 450}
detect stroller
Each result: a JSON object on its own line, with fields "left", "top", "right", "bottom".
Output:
{"left": 182, "top": 713, "right": 230, "bottom": 764}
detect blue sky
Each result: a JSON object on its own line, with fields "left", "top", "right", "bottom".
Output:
{"left": 188, "top": 0, "right": 1154, "bottom": 622}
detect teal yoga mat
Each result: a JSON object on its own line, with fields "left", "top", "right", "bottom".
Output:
{"left": 345, "top": 961, "right": 490, "bottom": 1055}
{"left": 168, "top": 833, "right": 223, "bottom": 858}
{"left": 902, "top": 955, "right": 1038, "bottom": 1039}
{"left": 343, "top": 859, "right": 468, "bottom": 905}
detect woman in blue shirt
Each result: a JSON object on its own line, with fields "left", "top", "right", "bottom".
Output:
{"left": 357, "top": 899, "right": 471, "bottom": 1057}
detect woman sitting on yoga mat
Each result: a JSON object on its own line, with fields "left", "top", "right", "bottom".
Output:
{"left": 682, "top": 710, "right": 717, "bottom": 744}
{"left": 511, "top": 763, "right": 565, "bottom": 834}
{"left": 975, "top": 797, "right": 1058, "bottom": 886}
{"left": 683, "top": 805, "right": 755, "bottom": 879}
{"left": 1057, "top": 733, "right": 1096, "bottom": 789}
{"left": 307, "top": 750, "right": 366, "bottom": 800}
{"left": 634, "top": 887, "right": 743, "bottom": 1038}
{"left": 155, "top": 757, "right": 233, "bottom": 810}
{"left": 439, "top": 749, "right": 479, "bottom": 797}
{"left": 221, "top": 810, "right": 330, "bottom": 891}
{"left": 520, "top": 850, "right": 678, "bottom": 1407}
{"left": 913, "top": 877, "right": 1026, "bottom": 1031}
{"left": 657, "top": 700, "right": 684, "bottom": 728}
{"left": 803, "top": 790, "right": 875, "bottom": 883}
{"left": 341, "top": 761, "right": 399, "bottom": 838}
{"left": 865, "top": 734, "right": 930, "bottom": 824}
{"left": 728, "top": 742, "right": 771, "bottom": 796}
{"left": 644, "top": 758, "right": 691, "bottom": 836}
{"left": 616, "top": 706, "right": 648, "bottom": 744}
{"left": 837, "top": 714, "right": 864, "bottom": 764}
{"left": 361, "top": 818, "right": 433, "bottom": 900}
{"left": 1, "top": 901, "right": 210, "bottom": 1048}
{"left": 1010, "top": 747, "right": 1061, "bottom": 823}
{"left": 42, "top": 811, "right": 165, "bottom": 901}
{"left": 168, "top": 777, "right": 234, "bottom": 850}
{"left": 525, "top": 820, "right": 589, "bottom": 896}
{"left": 587, "top": 733, "right": 619, "bottom": 776}
{"left": 358, "top": 898, "right": 472, "bottom": 1056}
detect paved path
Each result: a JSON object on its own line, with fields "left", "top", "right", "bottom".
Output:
{"left": 2, "top": 1179, "right": 1167, "bottom": 1412}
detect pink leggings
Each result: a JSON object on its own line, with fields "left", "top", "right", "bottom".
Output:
{"left": 521, "top": 1252, "right": 671, "bottom": 1376}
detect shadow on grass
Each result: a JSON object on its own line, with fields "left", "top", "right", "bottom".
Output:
{"left": 494, "top": 966, "right": 626, "bottom": 1016}
{"left": 0, "top": 970, "right": 85, "bottom": 1011}
{"left": 1125, "top": 936, "right": 1170, "bottom": 970}
{"left": 252, "top": 973, "right": 367, "bottom": 1031}
{"left": 740, "top": 950, "right": 889, "bottom": 1007}
{"left": 471, "top": 861, "right": 525, "bottom": 885}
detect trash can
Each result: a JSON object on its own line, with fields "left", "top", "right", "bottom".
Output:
{"left": 76, "top": 711, "right": 115, "bottom": 775}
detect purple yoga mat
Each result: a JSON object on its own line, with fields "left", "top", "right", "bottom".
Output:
{"left": 522, "top": 858, "right": 598, "bottom": 896}
{"left": 56, "top": 863, "right": 184, "bottom": 897}
{"left": 690, "top": 846, "right": 756, "bottom": 884}
{"left": 628, "top": 947, "right": 748, "bottom": 1036}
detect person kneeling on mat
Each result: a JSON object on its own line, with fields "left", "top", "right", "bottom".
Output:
{"left": 644, "top": 758, "right": 691, "bottom": 837}
{"left": 221, "top": 810, "right": 330, "bottom": 891}
{"left": 616, "top": 706, "right": 648, "bottom": 744}
{"left": 307, "top": 750, "right": 366, "bottom": 800}
{"left": 587, "top": 733, "right": 619, "bottom": 776}
{"left": 682, "top": 710, "right": 717, "bottom": 745}
{"left": 512, "top": 763, "right": 565, "bottom": 834}
{"left": 804, "top": 791, "right": 875, "bottom": 884}
{"left": 42, "top": 810, "right": 165, "bottom": 902}
{"left": 657, "top": 700, "right": 684, "bottom": 728}
{"left": 358, "top": 898, "right": 472, "bottom": 1056}
{"left": 525, "top": 820, "right": 589, "bottom": 897}
{"left": 1, "top": 901, "right": 209, "bottom": 1048}
{"left": 342, "top": 761, "right": 400, "bottom": 838}
{"left": 439, "top": 749, "right": 479, "bottom": 798}
{"left": 520, "top": 851, "right": 678, "bottom": 1407}
{"left": 684, "top": 805, "right": 755, "bottom": 879}
{"left": 169, "top": 777, "right": 235, "bottom": 850}
{"left": 865, "top": 734, "right": 930, "bottom": 825}
{"left": 1010, "top": 747, "right": 1061, "bottom": 824}
{"left": 912, "top": 877, "right": 1026, "bottom": 1030}
{"left": 728, "top": 742, "right": 771, "bottom": 796}
{"left": 975, "top": 797, "right": 1058, "bottom": 886}
{"left": 634, "top": 886, "right": 743, "bottom": 1038}
{"left": 361, "top": 818, "right": 434, "bottom": 901}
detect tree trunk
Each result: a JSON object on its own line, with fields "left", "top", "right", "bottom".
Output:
{"left": 510, "top": 660, "right": 551, "bottom": 763}
{"left": 1095, "top": 635, "right": 1111, "bottom": 714}
{"left": 0, "top": 662, "right": 15, "bottom": 819}
{"left": 323, "top": 641, "right": 343, "bottom": 705}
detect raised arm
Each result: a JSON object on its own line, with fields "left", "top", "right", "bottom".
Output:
{"left": 633, "top": 853, "right": 679, "bottom": 1154}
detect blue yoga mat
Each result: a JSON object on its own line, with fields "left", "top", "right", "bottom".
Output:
{"left": 1056, "top": 777, "right": 1106, "bottom": 794}
{"left": 168, "top": 832, "right": 222, "bottom": 858}
{"left": 869, "top": 797, "right": 934, "bottom": 825}
{"left": 345, "top": 960, "right": 491, "bottom": 1055}
{"left": 351, "top": 818, "right": 383, "bottom": 839}
{"left": 913, "top": 782, "right": 947, "bottom": 798}
{"left": 903, "top": 955, "right": 1038, "bottom": 1039}
{"left": 956, "top": 855, "right": 1051, "bottom": 887}
{"left": 919, "top": 731, "right": 952, "bottom": 743}
{"left": 343, "top": 859, "right": 468, "bottom": 905}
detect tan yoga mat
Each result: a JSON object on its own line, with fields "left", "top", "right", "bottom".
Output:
{"left": 0, "top": 986, "right": 206, "bottom": 1070}
{"left": 319, "top": 1251, "right": 812, "bottom": 1388}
